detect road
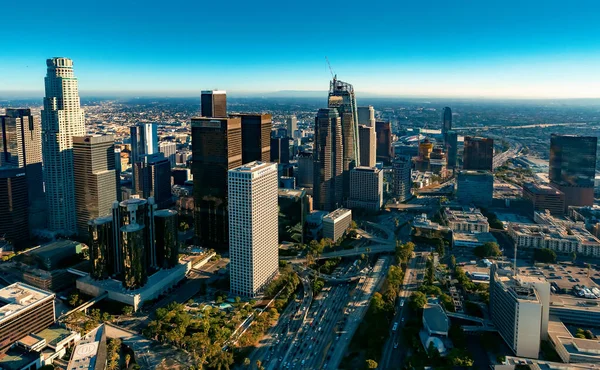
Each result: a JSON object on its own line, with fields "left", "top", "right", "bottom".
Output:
{"left": 281, "top": 244, "right": 395, "bottom": 263}
{"left": 380, "top": 253, "right": 427, "bottom": 370}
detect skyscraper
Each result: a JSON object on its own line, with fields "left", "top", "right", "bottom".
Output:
{"left": 228, "top": 162, "right": 278, "bottom": 298}
{"left": 463, "top": 136, "right": 494, "bottom": 171}
{"left": 201, "top": 90, "right": 227, "bottom": 118}
{"left": 230, "top": 113, "right": 272, "bottom": 163}
{"left": 270, "top": 136, "right": 290, "bottom": 164}
{"left": 0, "top": 167, "right": 28, "bottom": 245}
{"left": 154, "top": 209, "right": 179, "bottom": 269}
{"left": 549, "top": 134, "right": 598, "bottom": 208}
{"left": 130, "top": 123, "right": 158, "bottom": 164}
{"left": 376, "top": 121, "right": 393, "bottom": 164}
{"left": 286, "top": 115, "right": 298, "bottom": 139}
{"left": 73, "top": 135, "right": 117, "bottom": 237}
{"left": 348, "top": 166, "right": 383, "bottom": 211}
{"left": 445, "top": 130, "right": 458, "bottom": 169}
{"left": 191, "top": 117, "right": 242, "bottom": 247}
{"left": 358, "top": 125, "right": 376, "bottom": 167}
{"left": 134, "top": 153, "right": 172, "bottom": 210}
{"left": 357, "top": 106, "right": 375, "bottom": 127}
{"left": 159, "top": 141, "right": 177, "bottom": 167}
{"left": 0, "top": 108, "right": 45, "bottom": 231}
{"left": 441, "top": 107, "right": 452, "bottom": 136}
{"left": 392, "top": 155, "right": 412, "bottom": 202}
{"left": 296, "top": 151, "right": 314, "bottom": 190}
{"left": 41, "top": 57, "right": 86, "bottom": 234}
{"left": 328, "top": 77, "right": 360, "bottom": 170}
{"left": 313, "top": 109, "right": 343, "bottom": 211}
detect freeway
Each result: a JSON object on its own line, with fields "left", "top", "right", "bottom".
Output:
{"left": 380, "top": 253, "right": 427, "bottom": 370}
{"left": 281, "top": 244, "right": 395, "bottom": 263}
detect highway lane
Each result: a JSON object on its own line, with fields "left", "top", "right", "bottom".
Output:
{"left": 380, "top": 253, "right": 427, "bottom": 369}
{"left": 281, "top": 244, "right": 395, "bottom": 263}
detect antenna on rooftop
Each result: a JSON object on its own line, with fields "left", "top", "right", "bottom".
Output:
{"left": 326, "top": 56, "right": 336, "bottom": 80}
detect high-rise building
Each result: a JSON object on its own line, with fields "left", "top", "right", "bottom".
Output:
{"left": 357, "top": 106, "right": 375, "bottom": 127}
{"left": 201, "top": 90, "right": 227, "bottom": 118}
{"left": 73, "top": 135, "right": 117, "bottom": 237}
{"left": 523, "top": 183, "right": 565, "bottom": 216}
{"left": 0, "top": 167, "right": 29, "bottom": 245}
{"left": 270, "top": 136, "right": 290, "bottom": 164}
{"left": 134, "top": 153, "right": 172, "bottom": 209}
{"left": 228, "top": 162, "right": 278, "bottom": 298}
{"left": 41, "top": 57, "right": 86, "bottom": 234}
{"left": 313, "top": 108, "right": 343, "bottom": 211}
{"left": 456, "top": 170, "right": 493, "bottom": 207}
{"left": 463, "top": 136, "right": 494, "bottom": 171}
{"left": 286, "top": 115, "right": 298, "bottom": 139}
{"left": 88, "top": 215, "right": 118, "bottom": 279}
{"left": 154, "top": 209, "right": 179, "bottom": 270}
{"left": 392, "top": 155, "right": 412, "bottom": 202}
{"left": 489, "top": 265, "right": 550, "bottom": 358}
{"left": 549, "top": 134, "right": 598, "bottom": 208}
{"left": 376, "top": 121, "right": 393, "bottom": 164}
{"left": 328, "top": 78, "right": 360, "bottom": 170}
{"left": 130, "top": 123, "right": 158, "bottom": 164}
{"left": 441, "top": 107, "right": 452, "bottom": 136}
{"left": 444, "top": 130, "right": 458, "bottom": 169}
{"left": 114, "top": 148, "right": 122, "bottom": 202}
{"left": 0, "top": 108, "right": 45, "bottom": 231}
{"left": 296, "top": 151, "right": 314, "bottom": 190}
{"left": 348, "top": 166, "right": 383, "bottom": 211}
{"left": 230, "top": 113, "right": 272, "bottom": 163}
{"left": 191, "top": 117, "right": 242, "bottom": 247}
{"left": 159, "top": 141, "right": 177, "bottom": 167}
{"left": 358, "top": 125, "right": 376, "bottom": 167}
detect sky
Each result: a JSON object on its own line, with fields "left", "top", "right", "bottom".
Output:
{"left": 2, "top": 0, "right": 600, "bottom": 98}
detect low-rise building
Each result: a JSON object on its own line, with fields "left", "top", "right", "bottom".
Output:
{"left": 548, "top": 315, "right": 600, "bottom": 364}
{"left": 444, "top": 207, "right": 489, "bottom": 233}
{"left": 456, "top": 170, "right": 493, "bottom": 207}
{"left": 523, "top": 182, "right": 565, "bottom": 215}
{"left": 322, "top": 208, "right": 352, "bottom": 242}
{"left": 452, "top": 231, "right": 498, "bottom": 248}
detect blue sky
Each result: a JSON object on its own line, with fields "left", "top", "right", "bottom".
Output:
{"left": 2, "top": 0, "right": 600, "bottom": 98}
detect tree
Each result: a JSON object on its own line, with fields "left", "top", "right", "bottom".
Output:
{"left": 122, "top": 306, "right": 134, "bottom": 316}
{"left": 209, "top": 350, "right": 234, "bottom": 370}
{"left": 571, "top": 251, "right": 577, "bottom": 262}
{"left": 365, "top": 359, "right": 378, "bottom": 369}
{"left": 450, "top": 255, "right": 456, "bottom": 270}
{"left": 533, "top": 248, "right": 557, "bottom": 263}
{"left": 409, "top": 291, "right": 427, "bottom": 311}
{"left": 473, "top": 242, "right": 502, "bottom": 258}
{"left": 243, "top": 358, "right": 251, "bottom": 367}
{"left": 68, "top": 292, "right": 80, "bottom": 307}
{"left": 125, "top": 353, "right": 131, "bottom": 368}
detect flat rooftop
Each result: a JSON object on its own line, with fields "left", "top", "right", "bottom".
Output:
{"left": 453, "top": 232, "right": 497, "bottom": 244}
{"left": 230, "top": 161, "right": 275, "bottom": 173}
{"left": 444, "top": 207, "right": 488, "bottom": 224}
{"left": 67, "top": 324, "right": 105, "bottom": 370}
{"left": 324, "top": 208, "right": 352, "bottom": 222}
{"left": 0, "top": 346, "right": 41, "bottom": 370}
{"left": 524, "top": 182, "right": 564, "bottom": 195}
{"left": 0, "top": 283, "right": 54, "bottom": 323}
{"left": 278, "top": 188, "right": 306, "bottom": 198}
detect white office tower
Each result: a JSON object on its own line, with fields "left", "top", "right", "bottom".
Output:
{"left": 41, "top": 57, "right": 86, "bottom": 233}
{"left": 286, "top": 115, "right": 298, "bottom": 139}
{"left": 228, "top": 161, "right": 279, "bottom": 297}
{"left": 357, "top": 106, "right": 375, "bottom": 127}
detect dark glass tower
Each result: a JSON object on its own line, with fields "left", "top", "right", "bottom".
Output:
{"left": 463, "top": 136, "right": 494, "bottom": 171}
{"left": 191, "top": 117, "right": 242, "bottom": 247}
{"left": 442, "top": 107, "right": 452, "bottom": 136}
{"left": 88, "top": 215, "right": 118, "bottom": 279}
{"left": 549, "top": 134, "right": 597, "bottom": 208}
{"left": 313, "top": 108, "right": 343, "bottom": 211}
{"left": 201, "top": 90, "right": 227, "bottom": 118}
{"left": 0, "top": 167, "right": 28, "bottom": 246}
{"left": 445, "top": 131, "right": 458, "bottom": 169}
{"left": 134, "top": 153, "right": 172, "bottom": 210}
{"left": 230, "top": 113, "right": 272, "bottom": 163}
{"left": 270, "top": 136, "right": 290, "bottom": 164}
{"left": 154, "top": 209, "right": 179, "bottom": 269}
{"left": 375, "top": 121, "right": 393, "bottom": 164}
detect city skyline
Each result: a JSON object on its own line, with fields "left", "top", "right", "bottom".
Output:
{"left": 2, "top": 1, "right": 600, "bottom": 99}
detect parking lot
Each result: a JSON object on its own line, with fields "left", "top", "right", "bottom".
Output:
{"left": 518, "top": 262, "right": 600, "bottom": 293}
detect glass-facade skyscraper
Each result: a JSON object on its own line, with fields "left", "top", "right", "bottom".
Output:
{"left": 313, "top": 108, "right": 343, "bottom": 211}
{"left": 442, "top": 107, "right": 452, "bottom": 136}
{"left": 41, "top": 57, "right": 86, "bottom": 234}
{"left": 549, "top": 134, "right": 598, "bottom": 208}
{"left": 463, "top": 136, "right": 494, "bottom": 171}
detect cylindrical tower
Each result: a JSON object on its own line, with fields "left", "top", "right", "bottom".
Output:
{"left": 154, "top": 209, "right": 179, "bottom": 269}
{"left": 88, "top": 216, "right": 115, "bottom": 280}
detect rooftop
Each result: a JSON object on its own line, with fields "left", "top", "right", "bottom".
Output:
{"left": 0, "top": 283, "right": 54, "bottom": 323}
{"left": 278, "top": 188, "right": 306, "bottom": 199}
{"left": 524, "top": 182, "right": 564, "bottom": 195}
{"left": 67, "top": 324, "right": 106, "bottom": 370}
{"left": 36, "top": 326, "right": 77, "bottom": 348}
{"left": 324, "top": 208, "right": 352, "bottom": 222}
{"left": 230, "top": 161, "right": 275, "bottom": 173}
{"left": 453, "top": 232, "right": 497, "bottom": 244}
{"left": 444, "top": 207, "right": 488, "bottom": 225}
{"left": 423, "top": 302, "right": 449, "bottom": 334}
{"left": 0, "top": 346, "right": 41, "bottom": 370}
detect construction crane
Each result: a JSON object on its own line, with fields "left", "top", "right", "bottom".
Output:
{"left": 326, "top": 56, "right": 336, "bottom": 80}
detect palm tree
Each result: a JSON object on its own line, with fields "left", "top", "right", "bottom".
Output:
{"left": 243, "top": 358, "right": 251, "bottom": 367}
{"left": 125, "top": 354, "right": 131, "bottom": 368}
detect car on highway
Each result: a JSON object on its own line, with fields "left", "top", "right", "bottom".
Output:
{"left": 394, "top": 342, "right": 399, "bottom": 349}
{"left": 392, "top": 322, "right": 398, "bottom": 331}
{"left": 400, "top": 298, "right": 405, "bottom": 307}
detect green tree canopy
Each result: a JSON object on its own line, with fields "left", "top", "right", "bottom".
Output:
{"left": 533, "top": 248, "right": 557, "bottom": 263}
{"left": 473, "top": 242, "right": 502, "bottom": 258}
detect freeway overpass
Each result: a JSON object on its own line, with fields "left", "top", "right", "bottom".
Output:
{"left": 282, "top": 244, "right": 396, "bottom": 263}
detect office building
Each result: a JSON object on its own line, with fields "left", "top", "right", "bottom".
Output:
{"left": 296, "top": 151, "right": 314, "bottom": 190}
{"left": 154, "top": 209, "right": 179, "bottom": 269}
{"left": 228, "top": 162, "right": 278, "bottom": 298}
{"left": 41, "top": 57, "right": 86, "bottom": 234}
{"left": 357, "top": 106, "right": 375, "bottom": 127}
{"left": 0, "top": 283, "right": 55, "bottom": 351}
{"left": 88, "top": 216, "right": 118, "bottom": 280}
{"left": 313, "top": 108, "right": 343, "bottom": 211}
{"left": 114, "top": 148, "right": 122, "bottom": 202}
{"left": 348, "top": 166, "right": 383, "bottom": 211}
{"left": 358, "top": 124, "right": 376, "bottom": 167}
{"left": 328, "top": 77, "right": 359, "bottom": 170}
{"left": 230, "top": 113, "right": 271, "bottom": 163}
{"left": 278, "top": 188, "right": 309, "bottom": 244}
{"left": 523, "top": 182, "right": 565, "bottom": 215}
{"left": 130, "top": 123, "right": 158, "bottom": 164}
{"left": 456, "top": 170, "right": 493, "bottom": 207}
{"left": 0, "top": 108, "right": 45, "bottom": 231}
{"left": 376, "top": 121, "right": 393, "bottom": 164}
{"left": 134, "top": 153, "right": 172, "bottom": 209}
{"left": 490, "top": 265, "right": 550, "bottom": 358}
{"left": 549, "top": 134, "right": 598, "bottom": 208}
{"left": 191, "top": 116, "right": 242, "bottom": 247}
{"left": 286, "top": 115, "right": 298, "bottom": 139}
{"left": 392, "top": 155, "right": 412, "bottom": 202}
{"left": 73, "top": 135, "right": 117, "bottom": 237}
{"left": 323, "top": 208, "right": 352, "bottom": 242}
{"left": 444, "top": 131, "right": 458, "bottom": 169}
{"left": 463, "top": 136, "right": 494, "bottom": 171}
{"left": 443, "top": 207, "right": 489, "bottom": 233}
{"left": 172, "top": 167, "right": 191, "bottom": 186}
{"left": 159, "top": 141, "right": 177, "bottom": 167}
{"left": 441, "top": 107, "right": 452, "bottom": 136}
{"left": 270, "top": 136, "right": 290, "bottom": 164}
{"left": 0, "top": 167, "right": 29, "bottom": 245}
{"left": 201, "top": 90, "right": 227, "bottom": 118}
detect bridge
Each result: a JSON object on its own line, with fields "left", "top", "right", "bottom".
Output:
{"left": 281, "top": 244, "right": 396, "bottom": 263}
{"left": 446, "top": 311, "right": 492, "bottom": 325}
{"left": 462, "top": 325, "right": 497, "bottom": 332}
{"left": 59, "top": 292, "right": 108, "bottom": 320}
